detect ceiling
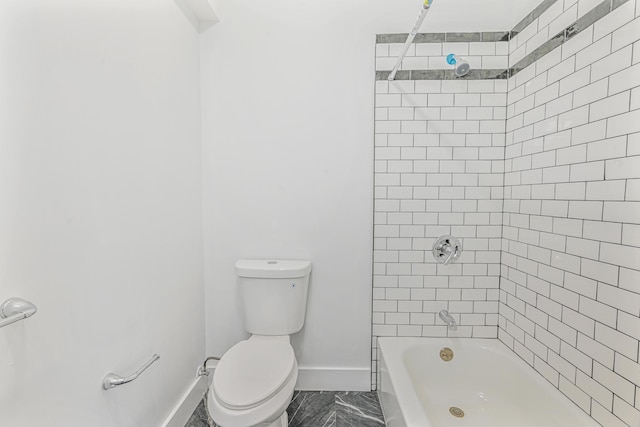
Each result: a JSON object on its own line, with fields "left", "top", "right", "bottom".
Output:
{"left": 375, "top": 0, "right": 548, "bottom": 33}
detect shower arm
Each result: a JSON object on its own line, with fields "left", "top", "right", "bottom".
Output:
{"left": 388, "top": 0, "right": 435, "bottom": 81}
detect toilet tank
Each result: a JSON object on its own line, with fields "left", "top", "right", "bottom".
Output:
{"left": 235, "top": 260, "right": 312, "bottom": 336}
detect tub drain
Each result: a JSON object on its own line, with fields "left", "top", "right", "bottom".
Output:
{"left": 440, "top": 347, "right": 454, "bottom": 361}
{"left": 449, "top": 407, "right": 464, "bottom": 418}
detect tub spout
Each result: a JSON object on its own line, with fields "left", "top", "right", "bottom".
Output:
{"left": 439, "top": 310, "right": 457, "bottom": 331}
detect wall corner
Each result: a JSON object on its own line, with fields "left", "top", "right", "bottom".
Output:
{"left": 174, "top": 0, "right": 220, "bottom": 33}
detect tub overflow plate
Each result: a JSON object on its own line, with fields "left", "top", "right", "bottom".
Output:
{"left": 440, "top": 347, "right": 454, "bottom": 362}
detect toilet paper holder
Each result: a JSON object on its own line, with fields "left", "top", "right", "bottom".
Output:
{"left": 102, "top": 354, "right": 160, "bottom": 390}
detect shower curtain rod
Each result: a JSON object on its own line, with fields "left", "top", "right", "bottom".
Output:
{"left": 388, "top": 0, "right": 435, "bottom": 81}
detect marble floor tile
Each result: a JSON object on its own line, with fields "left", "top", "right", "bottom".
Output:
{"left": 185, "top": 390, "right": 384, "bottom": 427}
{"left": 184, "top": 399, "right": 212, "bottom": 427}
{"left": 336, "top": 392, "right": 385, "bottom": 427}
{"left": 287, "top": 391, "right": 336, "bottom": 427}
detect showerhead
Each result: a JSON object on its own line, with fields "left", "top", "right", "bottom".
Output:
{"left": 454, "top": 60, "right": 471, "bottom": 76}
{"left": 446, "top": 54, "right": 471, "bottom": 77}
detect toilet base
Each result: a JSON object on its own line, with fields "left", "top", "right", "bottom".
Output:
{"left": 207, "top": 399, "right": 288, "bottom": 427}
{"left": 263, "top": 411, "right": 287, "bottom": 427}
{"left": 211, "top": 411, "right": 287, "bottom": 427}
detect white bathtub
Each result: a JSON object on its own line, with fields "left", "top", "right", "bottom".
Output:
{"left": 378, "top": 337, "right": 600, "bottom": 427}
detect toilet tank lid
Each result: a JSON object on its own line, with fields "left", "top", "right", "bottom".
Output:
{"left": 235, "top": 260, "right": 312, "bottom": 278}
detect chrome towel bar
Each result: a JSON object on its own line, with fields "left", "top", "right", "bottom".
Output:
{"left": 102, "top": 354, "right": 160, "bottom": 390}
{"left": 0, "top": 298, "right": 37, "bottom": 329}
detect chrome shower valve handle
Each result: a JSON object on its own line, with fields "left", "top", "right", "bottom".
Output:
{"left": 432, "top": 235, "right": 462, "bottom": 265}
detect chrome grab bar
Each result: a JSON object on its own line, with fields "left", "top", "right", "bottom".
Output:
{"left": 102, "top": 354, "right": 160, "bottom": 390}
{"left": 0, "top": 298, "right": 37, "bottom": 329}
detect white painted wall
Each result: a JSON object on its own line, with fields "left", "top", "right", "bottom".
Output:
{"left": 0, "top": 1, "right": 204, "bottom": 426}
{"left": 200, "top": 0, "right": 543, "bottom": 390}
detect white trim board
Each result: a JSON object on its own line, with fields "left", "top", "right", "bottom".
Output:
{"left": 161, "top": 375, "right": 210, "bottom": 427}
{"left": 296, "top": 367, "right": 371, "bottom": 391}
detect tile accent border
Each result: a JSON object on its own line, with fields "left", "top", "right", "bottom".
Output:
{"left": 375, "top": 69, "right": 509, "bottom": 81}
{"left": 510, "top": 0, "right": 632, "bottom": 75}
{"left": 375, "top": 0, "right": 631, "bottom": 81}
{"left": 376, "top": 32, "right": 509, "bottom": 44}
{"left": 511, "top": 0, "right": 558, "bottom": 37}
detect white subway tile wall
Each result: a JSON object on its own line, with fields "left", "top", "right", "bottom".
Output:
{"left": 376, "top": 41, "right": 509, "bottom": 72}
{"left": 373, "top": 1, "right": 640, "bottom": 425}
{"left": 502, "top": 0, "right": 640, "bottom": 426}
{"left": 373, "top": 37, "right": 506, "bottom": 392}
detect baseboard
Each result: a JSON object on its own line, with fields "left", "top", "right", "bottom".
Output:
{"left": 295, "top": 367, "right": 371, "bottom": 391}
{"left": 161, "top": 375, "right": 210, "bottom": 427}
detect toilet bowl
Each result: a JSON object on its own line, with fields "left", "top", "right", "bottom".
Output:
{"left": 208, "top": 336, "right": 297, "bottom": 427}
{"left": 207, "top": 260, "right": 312, "bottom": 427}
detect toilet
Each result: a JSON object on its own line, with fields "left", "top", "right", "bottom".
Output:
{"left": 208, "top": 259, "right": 312, "bottom": 427}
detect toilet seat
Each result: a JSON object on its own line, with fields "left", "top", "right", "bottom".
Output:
{"left": 213, "top": 336, "right": 295, "bottom": 411}
{"left": 208, "top": 364, "right": 297, "bottom": 427}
